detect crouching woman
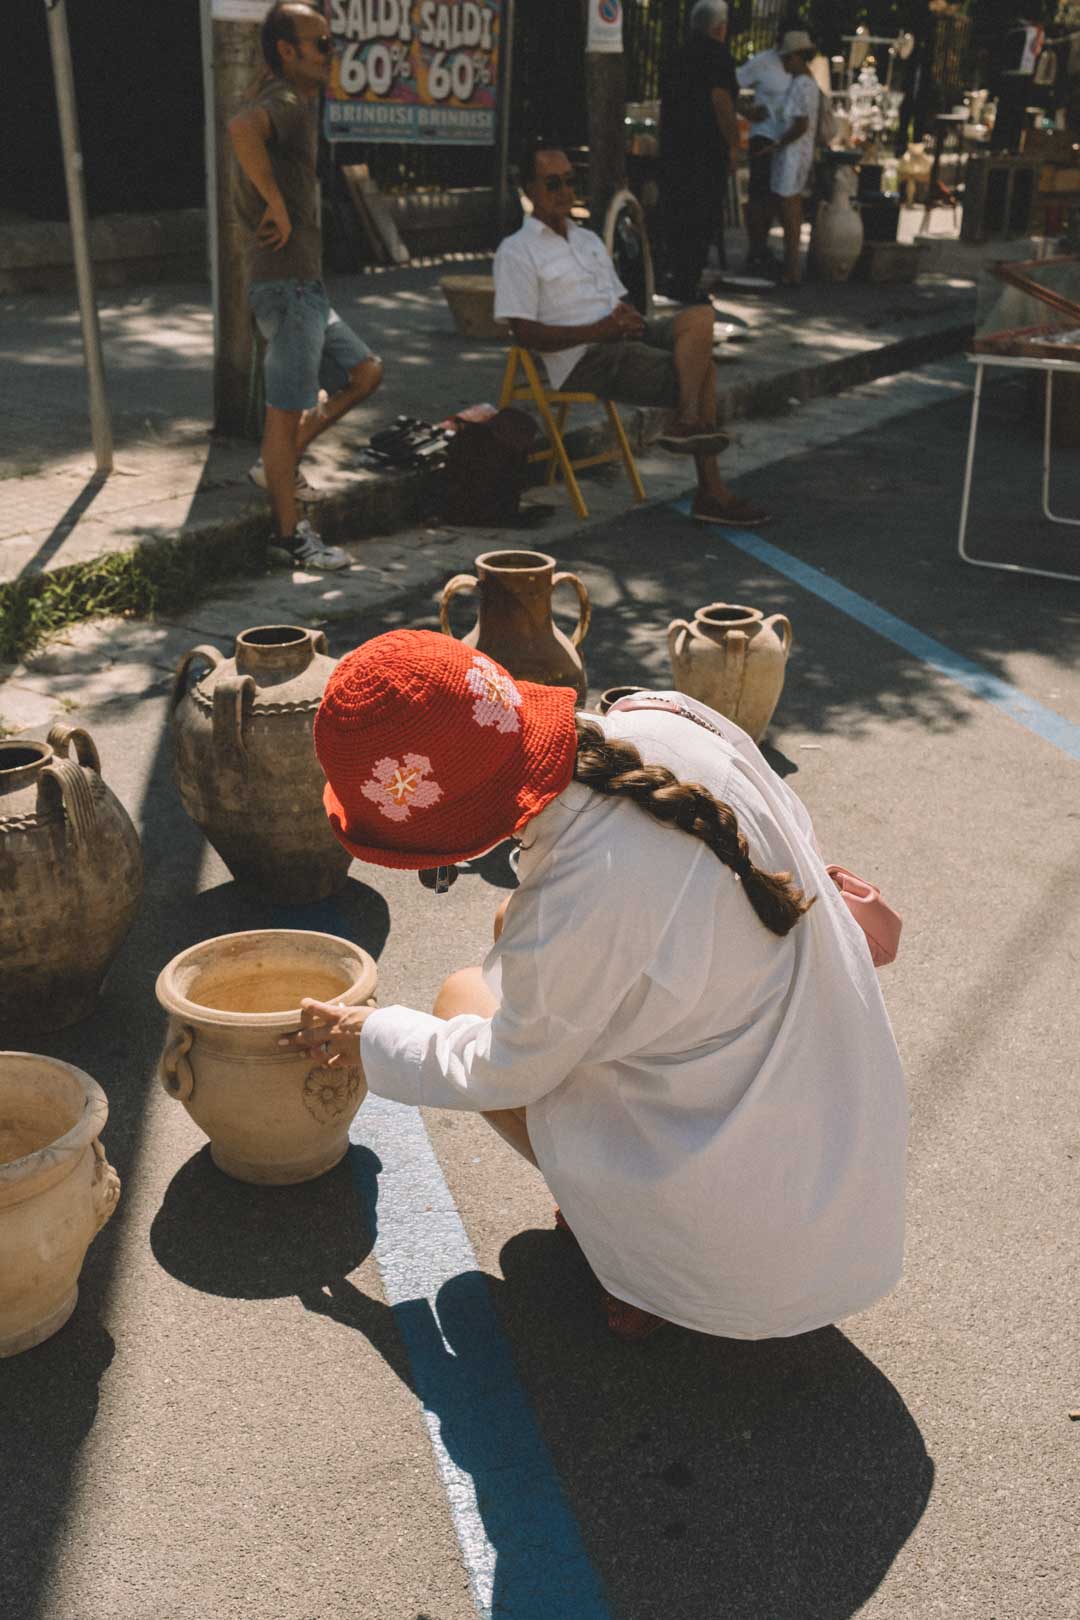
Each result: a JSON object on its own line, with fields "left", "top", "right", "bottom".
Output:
{"left": 283, "top": 629, "right": 907, "bottom": 1342}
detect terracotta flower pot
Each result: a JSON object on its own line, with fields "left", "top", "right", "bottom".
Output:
{"left": 440, "top": 548, "right": 591, "bottom": 702}
{"left": 171, "top": 625, "right": 349, "bottom": 904}
{"left": 667, "top": 602, "right": 792, "bottom": 742}
{"left": 0, "top": 1052, "right": 120, "bottom": 1357}
{"left": 597, "top": 685, "right": 644, "bottom": 714}
{"left": 0, "top": 725, "right": 143, "bottom": 1030}
{"left": 156, "top": 929, "right": 378, "bottom": 1185}
{"left": 438, "top": 274, "right": 509, "bottom": 340}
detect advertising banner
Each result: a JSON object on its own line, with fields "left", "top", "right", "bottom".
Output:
{"left": 324, "top": 0, "right": 501, "bottom": 145}
{"left": 586, "top": 0, "right": 623, "bottom": 54}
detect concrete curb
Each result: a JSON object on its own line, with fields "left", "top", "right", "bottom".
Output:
{"left": 1, "top": 312, "right": 973, "bottom": 622}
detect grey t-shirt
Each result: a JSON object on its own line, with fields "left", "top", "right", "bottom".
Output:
{"left": 233, "top": 79, "right": 322, "bottom": 282}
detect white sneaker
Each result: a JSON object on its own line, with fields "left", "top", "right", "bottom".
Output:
{"left": 268, "top": 518, "right": 350, "bottom": 572}
{"left": 248, "top": 460, "right": 321, "bottom": 503}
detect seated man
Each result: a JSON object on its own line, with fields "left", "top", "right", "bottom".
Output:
{"left": 493, "top": 145, "right": 769, "bottom": 529}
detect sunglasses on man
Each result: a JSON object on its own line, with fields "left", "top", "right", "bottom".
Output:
{"left": 543, "top": 173, "right": 576, "bottom": 193}
{"left": 309, "top": 35, "right": 334, "bottom": 54}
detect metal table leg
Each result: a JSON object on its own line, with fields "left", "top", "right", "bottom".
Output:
{"left": 1042, "top": 369, "right": 1080, "bottom": 528}
{"left": 959, "top": 361, "right": 1080, "bottom": 583}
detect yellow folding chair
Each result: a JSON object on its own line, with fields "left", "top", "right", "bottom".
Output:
{"left": 497, "top": 345, "right": 647, "bottom": 520}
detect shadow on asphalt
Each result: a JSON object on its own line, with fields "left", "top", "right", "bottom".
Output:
{"left": 147, "top": 1134, "right": 931, "bottom": 1620}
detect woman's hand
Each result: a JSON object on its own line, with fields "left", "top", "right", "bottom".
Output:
{"left": 278, "top": 998, "right": 375, "bottom": 1068}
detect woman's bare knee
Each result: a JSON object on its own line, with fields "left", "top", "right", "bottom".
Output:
{"left": 433, "top": 965, "right": 498, "bottom": 1021}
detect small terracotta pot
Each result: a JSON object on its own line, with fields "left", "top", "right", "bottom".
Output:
{"left": 597, "top": 685, "right": 644, "bottom": 714}
{"left": 0, "top": 1052, "right": 120, "bottom": 1357}
{"left": 667, "top": 602, "right": 792, "bottom": 742}
{"left": 156, "top": 929, "right": 378, "bottom": 1185}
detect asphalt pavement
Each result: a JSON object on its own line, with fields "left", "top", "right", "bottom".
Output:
{"left": 2, "top": 363, "right": 1079, "bottom": 1620}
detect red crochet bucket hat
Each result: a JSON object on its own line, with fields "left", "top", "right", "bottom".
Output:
{"left": 314, "top": 629, "right": 579, "bottom": 870}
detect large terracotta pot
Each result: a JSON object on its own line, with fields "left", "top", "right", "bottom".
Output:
{"left": 156, "top": 929, "right": 378, "bottom": 1185}
{"left": 0, "top": 725, "right": 143, "bottom": 1030}
{"left": 172, "top": 625, "right": 349, "bottom": 904}
{"left": 439, "top": 549, "right": 591, "bottom": 703}
{"left": 0, "top": 1052, "right": 120, "bottom": 1356}
{"left": 667, "top": 603, "right": 793, "bottom": 742}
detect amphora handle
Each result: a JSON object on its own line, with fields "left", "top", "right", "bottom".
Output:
{"left": 310, "top": 630, "right": 329, "bottom": 655}
{"left": 439, "top": 574, "right": 479, "bottom": 637}
{"left": 666, "top": 617, "right": 693, "bottom": 661}
{"left": 552, "top": 572, "right": 591, "bottom": 647}
{"left": 171, "top": 644, "right": 225, "bottom": 711}
{"left": 39, "top": 757, "right": 97, "bottom": 847}
{"left": 761, "top": 613, "right": 793, "bottom": 655}
{"left": 47, "top": 722, "right": 101, "bottom": 774}
{"left": 160, "top": 1026, "right": 195, "bottom": 1103}
{"left": 212, "top": 676, "right": 256, "bottom": 755}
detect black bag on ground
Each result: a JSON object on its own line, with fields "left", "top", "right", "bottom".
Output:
{"left": 441, "top": 408, "right": 539, "bottom": 525}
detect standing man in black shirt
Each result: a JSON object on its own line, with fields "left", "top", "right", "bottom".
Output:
{"left": 659, "top": 0, "right": 740, "bottom": 304}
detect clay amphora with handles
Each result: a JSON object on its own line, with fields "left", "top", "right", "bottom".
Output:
{"left": 439, "top": 548, "right": 591, "bottom": 703}
{"left": 171, "top": 624, "right": 349, "bottom": 904}
{"left": 667, "top": 602, "right": 792, "bottom": 742}
{"left": 0, "top": 724, "right": 143, "bottom": 1029}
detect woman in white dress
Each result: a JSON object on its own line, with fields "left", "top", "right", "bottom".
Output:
{"left": 285, "top": 630, "right": 907, "bottom": 1344}
{"left": 769, "top": 32, "right": 821, "bottom": 285}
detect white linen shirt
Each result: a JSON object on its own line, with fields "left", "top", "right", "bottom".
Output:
{"left": 736, "top": 48, "right": 792, "bottom": 142}
{"left": 493, "top": 215, "right": 627, "bottom": 390}
{"left": 360, "top": 697, "right": 908, "bottom": 1340}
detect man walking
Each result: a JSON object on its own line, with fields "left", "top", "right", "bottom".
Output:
{"left": 658, "top": 0, "right": 739, "bottom": 304}
{"left": 228, "top": 2, "right": 383, "bottom": 571}
{"left": 493, "top": 145, "right": 769, "bottom": 529}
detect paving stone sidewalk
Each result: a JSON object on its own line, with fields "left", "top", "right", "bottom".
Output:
{"left": 0, "top": 214, "right": 1014, "bottom": 591}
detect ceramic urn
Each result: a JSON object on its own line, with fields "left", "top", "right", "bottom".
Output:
{"left": 156, "top": 928, "right": 378, "bottom": 1185}
{"left": 171, "top": 625, "right": 350, "bottom": 904}
{"left": 0, "top": 1052, "right": 120, "bottom": 1356}
{"left": 667, "top": 603, "right": 792, "bottom": 742}
{"left": 0, "top": 725, "right": 143, "bottom": 1030}
{"left": 440, "top": 548, "right": 591, "bottom": 702}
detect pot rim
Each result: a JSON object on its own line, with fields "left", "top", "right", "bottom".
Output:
{"left": 155, "top": 928, "right": 378, "bottom": 1030}
{"left": 474, "top": 547, "right": 556, "bottom": 574}
{"left": 695, "top": 602, "right": 762, "bottom": 626}
{"left": 0, "top": 1052, "right": 108, "bottom": 1186}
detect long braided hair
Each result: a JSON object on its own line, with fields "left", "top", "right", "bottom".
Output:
{"left": 572, "top": 717, "right": 814, "bottom": 938}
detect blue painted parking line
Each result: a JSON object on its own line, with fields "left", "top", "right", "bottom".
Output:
{"left": 674, "top": 502, "right": 1080, "bottom": 765}
{"left": 350, "top": 1099, "right": 612, "bottom": 1620}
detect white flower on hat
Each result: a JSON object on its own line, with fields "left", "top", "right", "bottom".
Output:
{"left": 361, "top": 754, "right": 442, "bottom": 822}
{"left": 465, "top": 655, "right": 522, "bottom": 734}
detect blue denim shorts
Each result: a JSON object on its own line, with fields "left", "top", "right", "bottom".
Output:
{"left": 248, "top": 279, "right": 376, "bottom": 412}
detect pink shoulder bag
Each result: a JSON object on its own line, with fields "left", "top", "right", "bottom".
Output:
{"left": 605, "top": 694, "right": 902, "bottom": 968}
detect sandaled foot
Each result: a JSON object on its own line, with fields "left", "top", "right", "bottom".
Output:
{"left": 690, "top": 493, "right": 771, "bottom": 529}
{"left": 657, "top": 420, "right": 731, "bottom": 456}
{"left": 604, "top": 1292, "right": 668, "bottom": 1343}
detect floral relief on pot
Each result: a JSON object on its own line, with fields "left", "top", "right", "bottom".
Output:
{"left": 0, "top": 1052, "right": 120, "bottom": 1357}
{"left": 171, "top": 625, "right": 349, "bottom": 905}
{"left": 156, "top": 929, "right": 378, "bottom": 1185}
{"left": 667, "top": 602, "right": 793, "bottom": 742}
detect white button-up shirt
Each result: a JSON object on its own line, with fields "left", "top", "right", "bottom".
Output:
{"left": 360, "top": 698, "right": 907, "bottom": 1340}
{"left": 493, "top": 215, "right": 627, "bottom": 390}
{"left": 736, "top": 48, "right": 792, "bottom": 143}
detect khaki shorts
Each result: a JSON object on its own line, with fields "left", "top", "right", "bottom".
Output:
{"left": 560, "top": 313, "right": 680, "bottom": 408}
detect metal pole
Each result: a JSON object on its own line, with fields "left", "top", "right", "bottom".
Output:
{"left": 200, "top": 0, "right": 220, "bottom": 362}
{"left": 43, "top": 0, "right": 113, "bottom": 474}
{"left": 494, "top": 0, "right": 516, "bottom": 235}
